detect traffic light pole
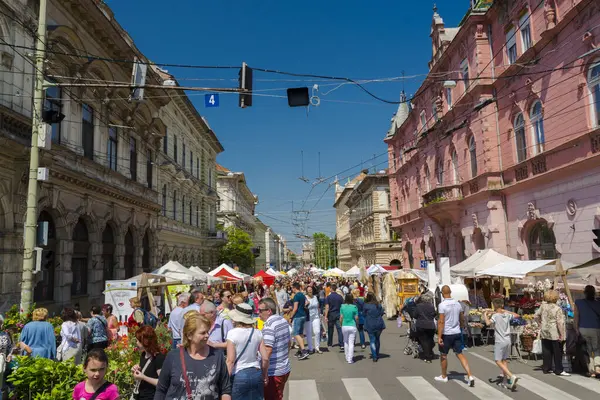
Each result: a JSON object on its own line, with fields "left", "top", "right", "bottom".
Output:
{"left": 20, "top": 0, "right": 47, "bottom": 314}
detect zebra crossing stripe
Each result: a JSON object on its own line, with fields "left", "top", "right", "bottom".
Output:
{"left": 288, "top": 380, "right": 319, "bottom": 400}
{"left": 559, "top": 373, "right": 600, "bottom": 394}
{"left": 518, "top": 374, "right": 581, "bottom": 400}
{"left": 397, "top": 376, "right": 448, "bottom": 400}
{"left": 342, "top": 378, "right": 383, "bottom": 400}
{"left": 452, "top": 376, "right": 512, "bottom": 399}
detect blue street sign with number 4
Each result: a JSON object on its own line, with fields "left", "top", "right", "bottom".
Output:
{"left": 205, "top": 94, "right": 219, "bottom": 108}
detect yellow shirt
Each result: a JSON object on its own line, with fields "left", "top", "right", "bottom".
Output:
{"left": 256, "top": 318, "right": 264, "bottom": 330}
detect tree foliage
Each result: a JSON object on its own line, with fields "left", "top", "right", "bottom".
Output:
{"left": 219, "top": 226, "right": 254, "bottom": 271}
{"left": 312, "top": 232, "right": 337, "bottom": 269}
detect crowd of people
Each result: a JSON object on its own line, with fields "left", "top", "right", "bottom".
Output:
{"left": 0, "top": 269, "right": 598, "bottom": 399}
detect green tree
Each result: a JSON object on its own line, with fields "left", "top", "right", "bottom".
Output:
{"left": 313, "top": 232, "right": 335, "bottom": 269}
{"left": 219, "top": 226, "right": 254, "bottom": 272}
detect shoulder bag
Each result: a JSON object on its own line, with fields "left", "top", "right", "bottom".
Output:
{"left": 130, "top": 353, "right": 153, "bottom": 400}
{"left": 179, "top": 347, "right": 193, "bottom": 400}
{"left": 89, "top": 381, "right": 111, "bottom": 400}
{"left": 232, "top": 328, "right": 255, "bottom": 375}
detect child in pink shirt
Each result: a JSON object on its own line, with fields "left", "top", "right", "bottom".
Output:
{"left": 73, "top": 348, "right": 119, "bottom": 400}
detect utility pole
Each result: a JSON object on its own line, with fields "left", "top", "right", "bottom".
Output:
{"left": 20, "top": 0, "right": 47, "bottom": 314}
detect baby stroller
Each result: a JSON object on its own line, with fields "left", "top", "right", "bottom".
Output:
{"left": 402, "top": 297, "right": 421, "bottom": 358}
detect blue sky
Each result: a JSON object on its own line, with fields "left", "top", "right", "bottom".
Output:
{"left": 105, "top": 0, "right": 467, "bottom": 252}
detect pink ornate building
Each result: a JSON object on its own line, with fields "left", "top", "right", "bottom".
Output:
{"left": 385, "top": 0, "right": 600, "bottom": 269}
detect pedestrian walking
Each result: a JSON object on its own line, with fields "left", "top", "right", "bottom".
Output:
{"left": 305, "top": 286, "right": 322, "bottom": 354}
{"left": 168, "top": 293, "right": 190, "bottom": 349}
{"left": 435, "top": 285, "right": 475, "bottom": 386}
{"left": 258, "top": 298, "right": 291, "bottom": 400}
{"left": 363, "top": 292, "right": 385, "bottom": 362}
{"left": 290, "top": 282, "right": 310, "bottom": 360}
{"left": 574, "top": 285, "right": 600, "bottom": 377}
{"left": 201, "top": 301, "right": 233, "bottom": 352}
{"left": 131, "top": 326, "right": 165, "bottom": 400}
{"left": 275, "top": 282, "right": 289, "bottom": 315}
{"left": 340, "top": 294, "right": 359, "bottom": 364}
{"left": 101, "top": 305, "right": 119, "bottom": 343}
{"left": 483, "top": 298, "right": 520, "bottom": 389}
{"left": 324, "top": 284, "right": 344, "bottom": 350}
{"left": 226, "top": 303, "right": 268, "bottom": 400}
{"left": 57, "top": 307, "right": 82, "bottom": 364}
{"left": 415, "top": 292, "right": 437, "bottom": 363}
{"left": 535, "top": 290, "right": 570, "bottom": 376}
{"left": 352, "top": 289, "right": 366, "bottom": 349}
{"left": 87, "top": 306, "right": 109, "bottom": 351}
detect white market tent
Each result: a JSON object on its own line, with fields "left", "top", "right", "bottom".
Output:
{"left": 475, "top": 259, "right": 576, "bottom": 279}
{"left": 323, "top": 269, "right": 342, "bottom": 277}
{"left": 151, "top": 261, "right": 220, "bottom": 285}
{"left": 188, "top": 266, "right": 223, "bottom": 285}
{"left": 344, "top": 266, "right": 360, "bottom": 277}
{"left": 208, "top": 263, "right": 252, "bottom": 282}
{"left": 329, "top": 267, "right": 345, "bottom": 275}
{"left": 266, "top": 268, "right": 282, "bottom": 277}
{"left": 450, "top": 249, "right": 516, "bottom": 277}
{"left": 367, "top": 264, "right": 387, "bottom": 275}
{"left": 286, "top": 268, "right": 298, "bottom": 276}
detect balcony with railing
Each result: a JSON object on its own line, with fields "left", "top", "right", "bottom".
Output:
{"left": 422, "top": 184, "right": 463, "bottom": 207}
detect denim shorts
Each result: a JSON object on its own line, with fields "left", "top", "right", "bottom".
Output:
{"left": 292, "top": 316, "right": 306, "bottom": 336}
{"left": 439, "top": 333, "right": 464, "bottom": 354}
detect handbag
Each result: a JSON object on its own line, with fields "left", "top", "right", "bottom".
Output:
{"left": 179, "top": 347, "right": 193, "bottom": 400}
{"left": 532, "top": 338, "right": 542, "bottom": 354}
{"left": 130, "top": 353, "right": 153, "bottom": 400}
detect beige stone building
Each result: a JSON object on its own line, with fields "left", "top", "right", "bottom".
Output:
{"left": 216, "top": 164, "right": 258, "bottom": 237}
{"left": 0, "top": 0, "right": 224, "bottom": 312}
{"left": 334, "top": 173, "right": 365, "bottom": 271}
{"left": 344, "top": 172, "right": 402, "bottom": 268}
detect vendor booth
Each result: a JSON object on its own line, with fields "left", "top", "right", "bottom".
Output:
{"left": 253, "top": 270, "right": 275, "bottom": 286}
{"left": 344, "top": 266, "right": 360, "bottom": 277}
{"left": 208, "top": 263, "right": 252, "bottom": 282}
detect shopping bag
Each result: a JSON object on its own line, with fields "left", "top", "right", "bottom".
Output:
{"left": 397, "top": 316, "right": 403, "bottom": 328}
{"left": 532, "top": 338, "right": 542, "bottom": 354}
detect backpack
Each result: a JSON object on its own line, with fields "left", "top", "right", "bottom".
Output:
{"left": 136, "top": 308, "right": 158, "bottom": 328}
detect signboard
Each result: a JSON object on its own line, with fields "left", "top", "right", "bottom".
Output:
{"left": 205, "top": 93, "right": 219, "bottom": 108}
{"left": 104, "top": 280, "right": 138, "bottom": 322}
{"left": 420, "top": 260, "right": 428, "bottom": 269}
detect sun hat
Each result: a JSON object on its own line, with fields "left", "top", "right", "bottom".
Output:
{"left": 229, "top": 303, "right": 255, "bottom": 325}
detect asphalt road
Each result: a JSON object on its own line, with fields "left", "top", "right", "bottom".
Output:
{"left": 283, "top": 320, "right": 600, "bottom": 400}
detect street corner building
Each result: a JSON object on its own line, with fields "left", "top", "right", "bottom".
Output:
{"left": 384, "top": 1, "right": 600, "bottom": 269}
{"left": 0, "top": 0, "right": 224, "bottom": 313}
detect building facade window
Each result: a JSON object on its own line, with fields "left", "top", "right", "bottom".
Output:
{"left": 182, "top": 142, "right": 186, "bottom": 168}
{"left": 460, "top": 58, "right": 469, "bottom": 91}
{"left": 162, "top": 185, "right": 167, "bottom": 216}
{"left": 432, "top": 100, "right": 438, "bottom": 122}
{"left": 182, "top": 195, "right": 186, "bottom": 222}
{"left": 71, "top": 219, "right": 89, "bottom": 296}
{"left": 520, "top": 13, "right": 532, "bottom": 52}
{"left": 528, "top": 222, "right": 556, "bottom": 260}
{"left": 189, "top": 202, "right": 193, "bottom": 225}
{"left": 424, "top": 164, "right": 431, "bottom": 192}
{"left": 129, "top": 137, "right": 137, "bottom": 181}
{"left": 196, "top": 204, "right": 199, "bottom": 226}
{"left": 196, "top": 157, "right": 200, "bottom": 178}
{"left": 108, "top": 126, "right": 118, "bottom": 171}
{"left": 436, "top": 157, "right": 444, "bottom": 185}
{"left": 173, "top": 190, "right": 177, "bottom": 220}
{"left": 446, "top": 87, "right": 452, "bottom": 109}
{"left": 147, "top": 150, "right": 153, "bottom": 189}
{"left": 190, "top": 151, "right": 193, "bottom": 175}
{"left": 514, "top": 113, "right": 527, "bottom": 163}
{"left": 174, "top": 136, "right": 178, "bottom": 162}
{"left": 506, "top": 26, "right": 517, "bottom": 64}
{"left": 44, "top": 86, "right": 62, "bottom": 143}
{"left": 530, "top": 101, "right": 545, "bottom": 154}
{"left": 469, "top": 135, "right": 478, "bottom": 178}
{"left": 82, "top": 103, "right": 94, "bottom": 159}
{"left": 451, "top": 149, "right": 459, "bottom": 184}
{"left": 392, "top": 150, "right": 397, "bottom": 170}
{"left": 420, "top": 111, "right": 427, "bottom": 132}
{"left": 588, "top": 60, "right": 600, "bottom": 127}
{"left": 163, "top": 130, "right": 168, "bottom": 154}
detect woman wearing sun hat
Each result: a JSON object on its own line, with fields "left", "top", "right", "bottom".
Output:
{"left": 226, "top": 303, "right": 268, "bottom": 400}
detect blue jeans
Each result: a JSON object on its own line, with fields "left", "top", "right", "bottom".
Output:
{"left": 172, "top": 338, "right": 181, "bottom": 350}
{"left": 292, "top": 317, "right": 306, "bottom": 336}
{"left": 232, "top": 367, "right": 264, "bottom": 400}
{"left": 357, "top": 324, "right": 365, "bottom": 346}
{"left": 327, "top": 317, "right": 343, "bottom": 347}
{"left": 368, "top": 331, "right": 381, "bottom": 360}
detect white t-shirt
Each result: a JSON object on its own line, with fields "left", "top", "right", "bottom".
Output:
{"left": 438, "top": 298, "right": 462, "bottom": 335}
{"left": 226, "top": 327, "right": 263, "bottom": 375}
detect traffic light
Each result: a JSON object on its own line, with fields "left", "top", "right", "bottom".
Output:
{"left": 42, "top": 109, "right": 65, "bottom": 124}
{"left": 593, "top": 229, "right": 600, "bottom": 247}
{"left": 287, "top": 87, "right": 309, "bottom": 107}
{"left": 239, "top": 62, "right": 253, "bottom": 108}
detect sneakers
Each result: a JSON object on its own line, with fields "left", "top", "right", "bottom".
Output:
{"left": 434, "top": 375, "right": 448, "bottom": 383}
{"left": 298, "top": 351, "right": 310, "bottom": 360}
{"left": 294, "top": 350, "right": 302, "bottom": 358}
{"left": 468, "top": 376, "right": 475, "bottom": 387}
{"left": 558, "top": 371, "right": 571, "bottom": 376}
{"left": 508, "top": 376, "right": 519, "bottom": 390}
{"left": 340, "top": 347, "right": 345, "bottom": 351}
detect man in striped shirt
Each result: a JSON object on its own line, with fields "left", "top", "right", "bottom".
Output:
{"left": 259, "top": 297, "right": 291, "bottom": 400}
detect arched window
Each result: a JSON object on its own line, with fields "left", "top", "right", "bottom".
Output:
{"left": 71, "top": 219, "right": 89, "bottom": 296}
{"left": 514, "top": 113, "right": 527, "bottom": 163}
{"left": 529, "top": 222, "right": 556, "bottom": 260}
{"left": 451, "top": 149, "right": 459, "bottom": 184}
{"left": 424, "top": 165, "right": 431, "bottom": 192}
{"left": 436, "top": 157, "right": 444, "bottom": 185}
{"left": 530, "top": 101, "right": 545, "bottom": 154}
{"left": 588, "top": 60, "right": 600, "bottom": 127}
{"left": 469, "top": 136, "right": 477, "bottom": 178}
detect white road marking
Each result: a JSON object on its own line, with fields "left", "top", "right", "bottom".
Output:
{"left": 518, "top": 374, "right": 581, "bottom": 400}
{"left": 397, "top": 376, "right": 449, "bottom": 400}
{"left": 289, "top": 380, "right": 319, "bottom": 400}
{"left": 342, "top": 377, "right": 383, "bottom": 400}
{"left": 559, "top": 373, "right": 600, "bottom": 394}
{"left": 452, "top": 376, "right": 513, "bottom": 399}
